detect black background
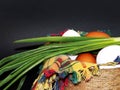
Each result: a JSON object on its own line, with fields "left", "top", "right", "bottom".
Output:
{"left": 0, "top": 0, "right": 120, "bottom": 90}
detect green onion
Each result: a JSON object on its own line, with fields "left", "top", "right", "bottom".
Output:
{"left": 16, "top": 75, "right": 26, "bottom": 90}
{"left": 14, "top": 36, "right": 99, "bottom": 43}
{"left": 1, "top": 36, "right": 120, "bottom": 90}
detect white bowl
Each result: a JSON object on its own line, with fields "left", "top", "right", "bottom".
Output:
{"left": 68, "top": 55, "right": 120, "bottom": 69}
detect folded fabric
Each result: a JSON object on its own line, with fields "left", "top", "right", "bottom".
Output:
{"left": 31, "top": 55, "right": 99, "bottom": 90}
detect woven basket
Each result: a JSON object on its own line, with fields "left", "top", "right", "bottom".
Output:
{"left": 66, "top": 67, "right": 120, "bottom": 90}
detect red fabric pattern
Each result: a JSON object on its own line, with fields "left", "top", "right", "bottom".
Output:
{"left": 44, "top": 69, "right": 56, "bottom": 78}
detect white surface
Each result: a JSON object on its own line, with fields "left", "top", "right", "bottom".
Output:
{"left": 68, "top": 55, "right": 78, "bottom": 60}
{"left": 62, "top": 29, "right": 80, "bottom": 37}
{"left": 96, "top": 45, "right": 120, "bottom": 64}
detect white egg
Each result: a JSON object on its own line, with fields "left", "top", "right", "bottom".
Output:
{"left": 62, "top": 29, "right": 80, "bottom": 37}
{"left": 96, "top": 45, "right": 120, "bottom": 64}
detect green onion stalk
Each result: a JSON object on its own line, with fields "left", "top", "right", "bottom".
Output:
{"left": 1, "top": 36, "right": 120, "bottom": 90}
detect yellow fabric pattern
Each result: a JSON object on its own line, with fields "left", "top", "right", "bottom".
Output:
{"left": 32, "top": 55, "right": 99, "bottom": 90}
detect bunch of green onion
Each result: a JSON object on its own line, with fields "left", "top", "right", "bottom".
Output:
{"left": 1, "top": 36, "right": 120, "bottom": 90}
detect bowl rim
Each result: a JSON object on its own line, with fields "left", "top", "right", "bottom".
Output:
{"left": 99, "top": 65, "right": 120, "bottom": 69}
{"left": 68, "top": 55, "right": 120, "bottom": 69}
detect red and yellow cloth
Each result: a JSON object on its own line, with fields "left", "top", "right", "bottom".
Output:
{"left": 31, "top": 55, "right": 99, "bottom": 90}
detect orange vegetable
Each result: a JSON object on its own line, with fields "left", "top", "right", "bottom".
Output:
{"left": 76, "top": 53, "right": 96, "bottom": 63}
{"left": 85, "top": 31, "right": 110, "bottom": 38}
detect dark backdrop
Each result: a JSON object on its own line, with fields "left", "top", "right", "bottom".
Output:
{"left": 0, "top": 0, "right": 120, "bottom": 89}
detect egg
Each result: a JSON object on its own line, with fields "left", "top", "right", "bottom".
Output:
{"left": 96, "top": 45, "right": 120, "bottom": 64}
{"left": 62, "top": 29, "right": 80, "bottom": 37}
